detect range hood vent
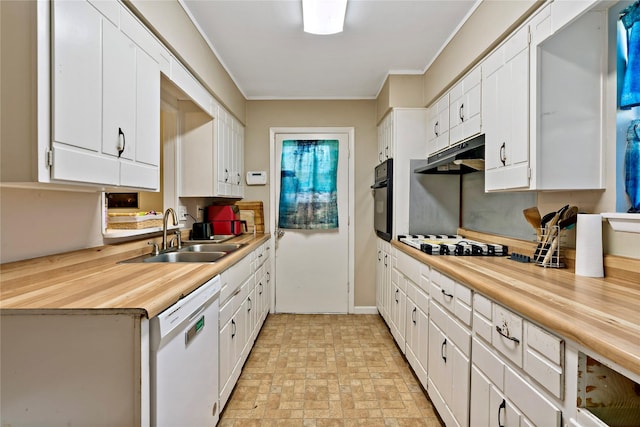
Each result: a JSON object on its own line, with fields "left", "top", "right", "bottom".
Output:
{"left": 414, "top": 134, "right": 485, "bottom": 174}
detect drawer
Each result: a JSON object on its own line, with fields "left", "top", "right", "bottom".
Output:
{"left": 415, "top": 287, "right": 429, "bottom": 314}
{"left": 473, "top": 293, "right": 493, "bottom": 342}
{"left": 524, "top": 346, "right": 563, "bottom": 399}
{"left": 406, "top": 280, "right": 417, "bottom": 302}
{"left": 418, "top": 264, "right": 430, "bottom": 294}
{"left": 526, "top": 322, "right": 563, "bottom": 365}
{"left": 473, "top": 293, "right": 492, "bottom": 319}
{"left": 430, "top": 270, "right": 456, "bottom": 312}
{"left": 472, "top": 338, "right": 505, "bottom": 390}
{"left": 493, "top": 304, "right": 523, "bottom": 367}
{"left": 396, "top": 250, "right": 422, "bottom": 285}
{"left": 505, "top": 366, "right": 562, "bottom": 427}
{"left": 220, "top": 254, "right": 253, "bottom": 304}
{"left": 219, "top": 293, "right": 240, "bottom": 327}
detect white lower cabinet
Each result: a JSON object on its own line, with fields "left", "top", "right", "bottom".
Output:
{"left": 405, "top": 279, "right": 429, "bottom": 389}
{"left": 375, "top": 249, "right": 576, "bottom": 427}
{"left": 219, "top": 239, "right": 271, "bottom": 413}
{"left": 376, "top": 239, "right": 392, "bottom": 324}
{"left": 471, "top": 293, "right": 563, "bottom": 427}
{"left": 428, "top": 299, "right": 472, "bottom": 427}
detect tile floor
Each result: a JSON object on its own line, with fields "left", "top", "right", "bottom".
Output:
{"left": 219, "top": 314, "right": 444, "bottom": 427}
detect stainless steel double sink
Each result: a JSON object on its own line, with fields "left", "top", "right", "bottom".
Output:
{"left": 121, "top": 243, "right": 245, "bottom": 263}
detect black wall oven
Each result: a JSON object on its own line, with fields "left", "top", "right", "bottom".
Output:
{"left": 372, "top": 158, "right": 393, "bottom": 241}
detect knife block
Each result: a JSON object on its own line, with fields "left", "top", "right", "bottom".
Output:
{"left": 534, "top": 225, "right": 565, "bottom": 268}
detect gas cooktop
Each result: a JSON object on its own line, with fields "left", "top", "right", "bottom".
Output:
{"left": 398, "top": 234, "right": 508, "bottom": 256}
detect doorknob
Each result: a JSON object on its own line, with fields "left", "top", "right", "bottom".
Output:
{"left": 276, "top": 229, "right": 285, "bottom": 239}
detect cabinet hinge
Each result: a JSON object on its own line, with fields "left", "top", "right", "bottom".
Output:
{"left": 46, "top": 149, "right": 53, "bottom": 168}
{"left": 527, "top": 168, "right": 532, "bottom": 179}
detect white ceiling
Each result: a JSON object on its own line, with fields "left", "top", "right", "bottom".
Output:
{"left": 180, "top": 0, "right": 479, "bottom": 100}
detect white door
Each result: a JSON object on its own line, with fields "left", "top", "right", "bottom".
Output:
{"left": 273, "top": 131, "right": 351, "bottom": 313}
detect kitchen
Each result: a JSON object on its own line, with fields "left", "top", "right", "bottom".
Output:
{"left": 1, "top": 0, "right": 640, "bottom": 426}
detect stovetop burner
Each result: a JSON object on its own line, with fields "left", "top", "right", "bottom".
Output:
{"left": 398, "top": 234, "right": 508, "bottom": 257}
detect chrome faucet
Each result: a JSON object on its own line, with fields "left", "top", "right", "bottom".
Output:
{"left": 162, "top": 208, "right": 178, "bottom": 251}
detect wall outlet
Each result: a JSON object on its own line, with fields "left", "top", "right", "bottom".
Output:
{"left": 196, "top": 204, "right": 203, "bottom": 221}
{"left": 178, "top": 206, "right": 188, "bottom": 221}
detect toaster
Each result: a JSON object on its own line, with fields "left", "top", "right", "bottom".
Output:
{"left": 206, "top": 205, "right": 246, "bottom": 236}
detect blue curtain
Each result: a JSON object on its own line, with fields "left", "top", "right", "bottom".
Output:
{"left": 278, "top": 139, "right": 339, "bottom": 229}
{"left": 621, "top": 1, "right": 640, "bottom": 108}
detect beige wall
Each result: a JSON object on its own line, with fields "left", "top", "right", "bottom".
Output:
{"left": 376, "top": 75, "right": 425, "bottom": 123}
{"left": 126, "top": 0, "right": 246, "bottom": 123}
{"left": 423, "top": 0, "right": 543, "bottom": 106}
{"left": 244, "top": 100, "right": 378, "bottom": 306}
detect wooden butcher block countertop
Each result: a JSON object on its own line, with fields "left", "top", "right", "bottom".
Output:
{"left": 0, "top": 233, "right": 270, "bottom": 318}
{"left": 392, "top": 231, "right": 640, "bottom": 379}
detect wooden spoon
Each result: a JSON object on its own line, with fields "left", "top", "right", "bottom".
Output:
{"left": 523, "top": 207, "right": 542, "bottom": 238}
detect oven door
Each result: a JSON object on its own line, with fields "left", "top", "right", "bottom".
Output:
{"left": 372, "top": 181, "right": 392, "bottom": 241}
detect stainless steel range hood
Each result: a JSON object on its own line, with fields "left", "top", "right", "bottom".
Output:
{"left": 414, "top": 134, "right": 485, "bottom": 174}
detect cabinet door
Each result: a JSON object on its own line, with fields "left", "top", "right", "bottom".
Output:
{"left": 51, "top": 1, "right": 120, "bottom": 185}
{"left": 484, "top": 26, "right": 530, "bottom": 192}
{"left": 120, "top": 47, "right": 160, "bottom": 189}
{"left": 134, "top": 49, "right": 160, "bottom": 168}
{"left": 450, "top": 342, "right": 471, "bottom": 426}
{"left": 471, "top": 366, "right": 523, "bottom": 427}
{"left": 449, "top": 67, "right": 482, "bottom": 144}
{"left": 376, "top": 246, "right": 384, "bottom": 314}
{"left": 102, "top": 23, "right": 136, "bottom": 160}
{"left": 219, "top": 317, "right": 236, "bottom": 392}
{"left": 428, "top": 317, "right": 450, "bottom": 404}
{"left": 52, "top": 0, "right": 102, "bottom": 153}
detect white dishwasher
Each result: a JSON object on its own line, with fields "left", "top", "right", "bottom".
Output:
{"left": 150, "top": 275, "right": 221, "bottom": 427}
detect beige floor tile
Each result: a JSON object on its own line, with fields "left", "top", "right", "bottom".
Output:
{"left": 219, "top": 314, "right": 442, "bottom": 427}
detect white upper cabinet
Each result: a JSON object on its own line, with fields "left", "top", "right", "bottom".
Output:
{"left": 179, "top": 101, "right": 244, "bottom": 199}
{"left": 529, "top": 2, "right": 606, "bottom": 191}
{"left": 482, "top": 24, "right": 531, "bottom": 192}
{"left": 483, "top": 2, "right": 606, "bottom": 192}
{"left": 427, "top": 65, "right": 482, "bottom": 158}
{"left": 51, "top": 0, "right": 160, "bottom": 190}
{"left": 449, "top": 67, "right": 482, "bottom": 145}
{"left": 427, "top": 94, "right": 450, "bottom": 156}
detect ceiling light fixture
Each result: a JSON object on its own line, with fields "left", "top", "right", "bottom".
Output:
{"left": 302, "top": 0, "right": 348, "bottom": 35}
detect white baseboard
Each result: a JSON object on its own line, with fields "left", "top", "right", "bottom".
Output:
{"left": 353, "top": 306, "right": 379, "bottom": 315}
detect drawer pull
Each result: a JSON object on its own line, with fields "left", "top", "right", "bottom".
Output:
{"left": 498, "top": 399, "right": 506, "bottom": 427}
{"left": 248, "top": 297, "right": 252, "bottom": 312}
{"left": 412, "top": 307, "right": 417, "bottom": 325}
{"left": 441, "top": 339, "right": 447, "bottom": 363}
{"left": 231, "top": 319, "right": 236, "bottom": 339}
{"left": 395, "top": 289, "right": 399, "bottom": 303}
{"left": 496, "top": 325, "right": 520, "bottom": 344}
{"left": 441, "top": 289, "right": 454, "bottom": 298}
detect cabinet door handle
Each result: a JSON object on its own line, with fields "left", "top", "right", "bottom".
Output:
{"left": 459, "top": 103, "right": 464, "bottom": 122}
{"left": 231, "top": 319, "right": 236, "bottom": 338}
{"left": 379, "top": 151, "right": 383, "bottom": 162}
{"left": 434, "top": 121, "right": 439, "bottom": 137}
{"left": 496, "top": 325, "right": 520, "bottom": 344}
{"left": 441, "top": 338, "right": 447, "bottom": 363}
{"left": 259, "top": 282, "right": 263, "bottom": 295}
{"left": 248, "top": 297, "right": 252, "bottom": 312}
{"left": 384, "top": 254, "right": 388, "bottom": 267}
{"left": 117, "top": 127, "right": 126, "bottom": 158}
{"left": 498, "top": 399, "right": 506, "bottom": 427}
{"left": 499, "top": 142, "right": 506, "bottom": 166}
{"left": 385, "top": 145, "right": 389, "bottom": 159}
{"left": 395, "top": 289, "right": 399, "bottom": 303}
{"left": 412, "top": 307, "right": 417, "bottom": 324}
{"left": 267, "top": 272, "right": 270, "bottom": 283}
{"left": 377, "top": 250, "right": 382, "bottom": 261}
{"left": 225, "top": 168, "right": 229, "bottom": 182}
{"left": 441, "top": 288, "right": 454, "bottom": 298}
{"left": 237, "top": 173, "right": 241, "bottom": 185}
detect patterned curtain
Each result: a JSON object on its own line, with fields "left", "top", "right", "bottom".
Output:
{"left": 278, "top": 139, "right": 339, "bottom": 229}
